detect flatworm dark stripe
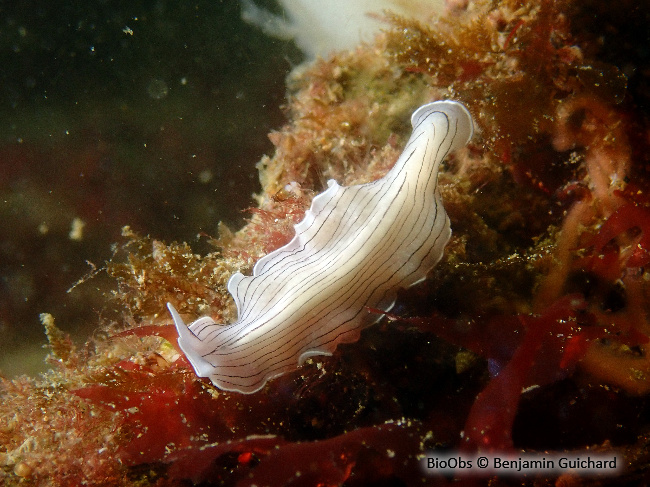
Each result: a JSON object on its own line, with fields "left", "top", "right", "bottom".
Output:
{"left": 168, "top": 100, "right": 474, "bottom": 393}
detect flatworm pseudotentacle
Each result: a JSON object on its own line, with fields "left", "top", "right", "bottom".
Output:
{"left": 168, "top": 100, "right": 474, "bottom": 393}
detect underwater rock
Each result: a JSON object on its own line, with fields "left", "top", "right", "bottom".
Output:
{"left": 3, "top": 0, "right": 650, "bottom": 485}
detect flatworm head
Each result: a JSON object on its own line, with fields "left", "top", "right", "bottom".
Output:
{"left": 169, "top": 100, "right": 474, "bottom": 393}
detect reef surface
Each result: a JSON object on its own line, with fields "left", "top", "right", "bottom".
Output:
{"left": 2, "top": 0, "right": 650, "bottom": 485}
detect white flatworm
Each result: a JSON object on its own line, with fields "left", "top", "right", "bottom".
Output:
{"left": 168, "top": 100, "right": 474, "bottom": 393}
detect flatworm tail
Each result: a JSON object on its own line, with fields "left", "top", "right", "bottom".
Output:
{"left": 169, "top": 100, "right": 474, "bottom": 393}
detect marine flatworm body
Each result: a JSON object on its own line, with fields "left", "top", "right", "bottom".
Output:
{"left": 169, "top": 100, "right": 474, "bottom": 393}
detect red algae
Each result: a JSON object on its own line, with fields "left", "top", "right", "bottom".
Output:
{"left": 3, "top": 0, "right": 650, "bottom": 485}
{"left": 0, "top": 375, "right": 123, "bottom": 485}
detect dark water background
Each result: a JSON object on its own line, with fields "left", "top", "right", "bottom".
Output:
{"left": 0, "top": 0, "right": 299, "bottom": 375}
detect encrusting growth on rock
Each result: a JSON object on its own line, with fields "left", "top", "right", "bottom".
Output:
{"left": 1, "top": 0, "right": 650, "bottom": 484}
